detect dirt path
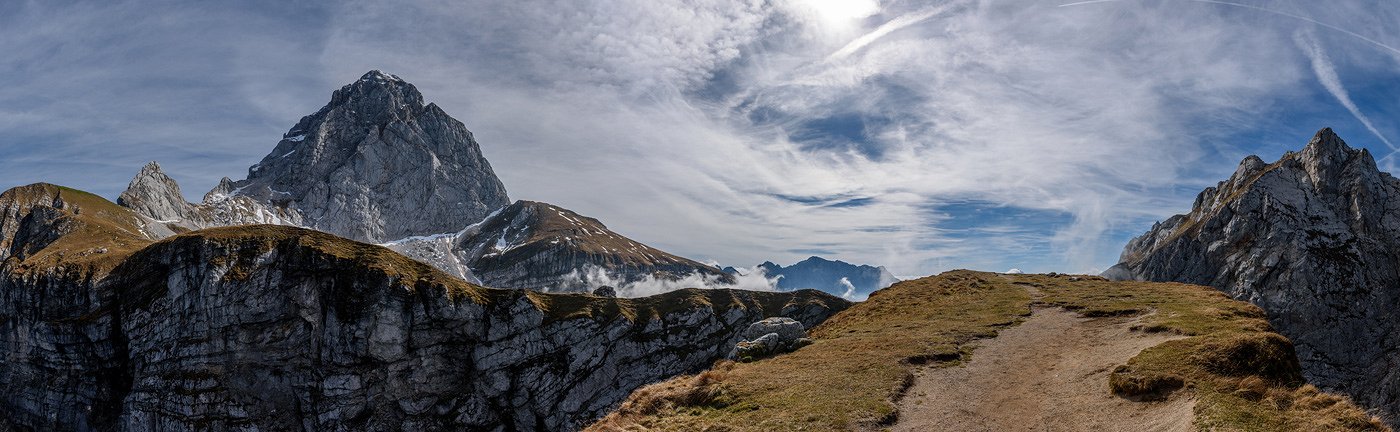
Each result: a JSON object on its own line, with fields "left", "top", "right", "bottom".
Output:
{"left": 891, "top": 305, "right": 1193, "bottom": 432}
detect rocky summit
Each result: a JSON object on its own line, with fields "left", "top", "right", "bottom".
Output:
{"left": 118, "top": 70, "right": 510, "bottom": 244}
{"left": 386, "top": 200, "right": 736, "bottom": 292}
{"left": 0, "top": 184, "right": 849, "bottom": 431}
{"left": 114, "top": 72, "right": 727, "bottom": 294}
{"left": 1108, "top": 128, "right": 1400, "bottom": 424}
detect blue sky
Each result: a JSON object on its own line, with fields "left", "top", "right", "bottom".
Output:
{"left": 3, "top": 0, "right": 1399, "bottom": 277}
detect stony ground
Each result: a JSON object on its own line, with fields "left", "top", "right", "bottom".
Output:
{"left": 893, "top": 306, "right": 1190, "bottom": 432}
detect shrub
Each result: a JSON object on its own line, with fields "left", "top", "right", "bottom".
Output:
{"left": 1108, "top": 365, "right": 1185, "bottom": 400}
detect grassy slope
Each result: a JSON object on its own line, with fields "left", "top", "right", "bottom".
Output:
{"left": 1, "top": 183, "right": 154, "bottom": 273}
{"left": 1, "top": 183, "right": 849, "bottom": 326}
{"left": 589, "top": 271, "right": 1387, "bottom": 432}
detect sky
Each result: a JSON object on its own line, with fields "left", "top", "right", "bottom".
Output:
{"left": 3, "top": 0, "right": 1400, "bottom": 278}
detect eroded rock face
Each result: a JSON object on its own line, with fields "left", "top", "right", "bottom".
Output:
{"left": 386, "top": 200, "right": 736, "bottom": 292}
{"left": 1110, "top": 128, "right": 1400, "bottom": 422}
{"left": 117, "top": 71, "right": 510, "bottom": 244}
{"left": 117, "top": 162, "right": 302, "bottom": 233}
{"left": 0, "top": 189, "right": 849, "bottom": 432}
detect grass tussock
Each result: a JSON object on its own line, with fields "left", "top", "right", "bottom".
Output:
{"left": 1108, "top": 365, "right": 1185, "bottom": 400}
{"left": 590, "top": 271, "right": 1390, "bottom": 431}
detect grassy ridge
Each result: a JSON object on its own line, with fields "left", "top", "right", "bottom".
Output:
{"left": 589, "top": 271, "right": 1387, "bottom": 431}
{"left": 1, "top": 183, "right": 153, "bottom": 273}
{"left": 589, "top": 271, "right": 1031, "bottom": 431}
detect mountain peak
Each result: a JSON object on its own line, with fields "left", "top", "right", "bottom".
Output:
{"left": 1299, "top": 127, "right": 1351, "bottom": 161}
{"left": 323, "top": 70, "right": 424, "bottom": 117}
{"left": 118, "top": 160, "right": 191, "bottom": 222}
{"left": 1112, "top": 128, "right": 1400, "bottom": 420}
{"left": 217, "top": 71, "right": 508, "bottom": 243}
{"left": 1292, "top": 128, "right": 1379, "bottom": 189}
{"left": 359, "top": 69, "right": 403, "bottom": 83}
{"left": 139, "top": 161, "right": 163, "bottom": 173}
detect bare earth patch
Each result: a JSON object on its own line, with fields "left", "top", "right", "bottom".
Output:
{"left": 892, "top": 306, "right": 1191, "bottom": 432}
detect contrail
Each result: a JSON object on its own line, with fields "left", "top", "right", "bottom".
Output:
{"left": 827, "top": 4, "right": 958, "bottom": 61}
{"left": 1061, "top": 0, "right": 1400, "bottom": 155}
{"left": 1058, "top": 0, "right": 1127, "bottom": 6}
{"left": 1297, "top": 31, "right": 1397, "bottom": 151}
{"left": 1058, "top": 0, "right": 1400, "bottom": 57}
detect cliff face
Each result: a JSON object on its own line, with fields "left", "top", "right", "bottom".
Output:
{"left": 0, "top": 185, "right": 848, "bottom": 431}
{"left": 386, "top": 200, "right": 736, "bottom": 292}
{"left": 1109, "top": 128, "right": 1400, "bottom": 422}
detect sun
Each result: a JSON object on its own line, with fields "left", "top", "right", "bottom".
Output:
{"left": 801, "top": 0, "right": 880, "bottom": 23}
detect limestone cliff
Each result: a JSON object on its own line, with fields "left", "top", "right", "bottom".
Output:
{"left": 1109, "top": 128, "right": 1400, "bottom": 423}
{"left": 0, "top": 184, "right": 849, "bottom": 431}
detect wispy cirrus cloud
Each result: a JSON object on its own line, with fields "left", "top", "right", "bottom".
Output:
{"left": 2, "top": 0, "right": 1399, "bottom": 276}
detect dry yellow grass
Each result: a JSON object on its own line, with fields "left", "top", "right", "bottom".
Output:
{"left": 1, "top": 183, "right": 154, "bottom": 274}
{"left": 588, "top": 271, "right": 1389, "bottom": 432}
{"left": 589, "top": 271, "right": 1031, "bottom": 431}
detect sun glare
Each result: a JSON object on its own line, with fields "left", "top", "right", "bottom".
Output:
{"left": 802, "top": 0, "right": 880, "bottom": 23}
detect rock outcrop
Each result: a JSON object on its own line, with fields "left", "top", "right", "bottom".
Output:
{"left": 729, "top": 317, "right": 811, "bottom": 361}
{"left": 0, "top": 184, "right": 850, "bottom": 431}
{"left": 1109, "top": 128, "right": 1400, "bottom": 423}
{"left": 117, "top": 162, "right": 302, "bottom": 232}
{"left": 386, "top": 200, "right": 736, "bottom": 292}
{"left": 117, "top": 70, "right": 510, "bottom": 243}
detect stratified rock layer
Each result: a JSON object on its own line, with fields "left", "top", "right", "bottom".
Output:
{"left": 0, "top": 185, "right": 849, "bottom": 431}
{"left": 1110, "top": 128, "right": 1400, "bottom": 423}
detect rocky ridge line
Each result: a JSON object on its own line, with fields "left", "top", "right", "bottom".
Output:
{"left": 1109, "top": 128, "right": 1400, "bottom": 424}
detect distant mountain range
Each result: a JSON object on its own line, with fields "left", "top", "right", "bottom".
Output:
{"left": 725, "top": 256, "right": 898, "bottom": 299}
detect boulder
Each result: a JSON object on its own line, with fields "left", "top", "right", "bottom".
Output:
{"left": 731, "top": 317, "right": 813, "bottom": 361}
{"left": 592, "top": 285, "right": 618, "bottom": 297}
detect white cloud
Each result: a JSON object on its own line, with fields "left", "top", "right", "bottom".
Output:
{"left": 1295, "top": 30, "right": 1397, "bottom": 151}
{"left": 559, "top": 264, "right": 778, "bottom": 298}
{"left": 3, "top": 0, "right": 1398, "bottom": 277}
{"left": 836, "top": 277, "right": 857, "bottom": 300}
